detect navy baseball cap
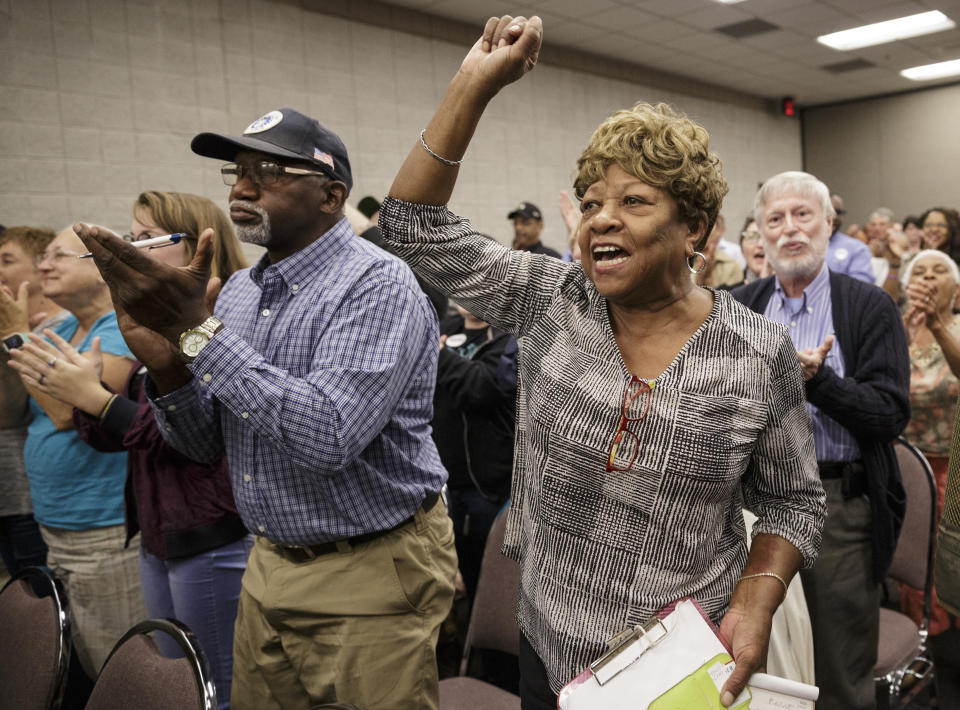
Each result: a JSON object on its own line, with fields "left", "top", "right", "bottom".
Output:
{"left": 191, "top": 108, "right": 353, "bottom": 191}
{"left": 508, "top": 201, "right": 543, "bottom": 220}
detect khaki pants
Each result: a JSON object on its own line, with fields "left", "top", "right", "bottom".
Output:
{"left": 40, "top": 523, "right": 145, "bottom": 677}
{"left": 232, "top": 502, "right": 457, "bottom": 710}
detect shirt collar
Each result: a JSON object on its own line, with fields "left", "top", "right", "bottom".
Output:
{"left": 249, "top": 217, "right": 355, "bottom": 287}
{"left": 772, "top": 261, "right": 830, "bottom": 311}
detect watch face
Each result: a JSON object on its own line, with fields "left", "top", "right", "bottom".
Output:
{"left": 181, "top": 331, "right": 209, "bottom": 357}
{"left": 2, "top": 334, "right": 25, "bottom": 352}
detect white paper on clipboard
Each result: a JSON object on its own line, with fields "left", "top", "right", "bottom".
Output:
{"left": 557, "top": 598, "right": 819, "bottom": 710}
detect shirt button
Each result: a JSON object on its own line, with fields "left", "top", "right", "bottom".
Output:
{"left": 241, "top": 411, "right": 249, "bottom": 419}
{"left": 806, "top": 307, "right": 812, "bottom": 313}
{"left": 262, "top": 308, "right": 271, "bottom": 317}
{"left": 790, "top": 321, "right": 796, "bottom": 327}
{"left": 202, "top": 373, "right": 212, "bottom": 383}
{"left": 166, "top": 404, "right": 176, "bottom": 411}
{"left": 257, "top": 525, "right": 265, "bottom": 533}
{"left": 291, "top": 284, "right": 299, "bottom": 292}
{"left": 165, "top": 424, "right": 173, "bottom": 432}
{"left": 244, "top": 474, "right": 251, "bottom": 482}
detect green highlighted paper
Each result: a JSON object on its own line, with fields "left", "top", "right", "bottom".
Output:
{"left": 649, "top": 653, "right": 751, "bottom": 709}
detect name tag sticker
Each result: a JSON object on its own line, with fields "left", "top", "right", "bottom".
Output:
{"left": 708, "top": 661, "right": 750, "bottom": 707}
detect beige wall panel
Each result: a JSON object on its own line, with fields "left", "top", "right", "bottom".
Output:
{"left": 804, "top": 84, "right": 960, "bottom": 228}
{"left": 1, "top": 0, "right": 800, "bottom": 259}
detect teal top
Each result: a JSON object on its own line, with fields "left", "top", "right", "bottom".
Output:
{"left": 24, "top": 312, "right": 132, "bottom": 530}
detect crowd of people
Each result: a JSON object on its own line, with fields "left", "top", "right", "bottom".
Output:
{"left": 1, "top": 13, "right": 959, "bottom": 710}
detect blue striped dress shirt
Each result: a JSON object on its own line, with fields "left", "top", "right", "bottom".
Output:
{"left": 763, "top": 264, "right": 861, "bottom": 461}
{"left": 149, "top": 217, "right": 447, "bottom": 545}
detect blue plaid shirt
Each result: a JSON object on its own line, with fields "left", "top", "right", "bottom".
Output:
{"left": 149, "top": 217, "right": 447, "bottom": 545}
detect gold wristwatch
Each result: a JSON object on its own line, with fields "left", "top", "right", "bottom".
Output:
{"left": 178, "top": 316, "right": 223, "bottom": 362}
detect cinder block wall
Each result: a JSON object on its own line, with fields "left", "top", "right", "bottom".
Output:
{"left": 0, "top": 0, "right": 801, "bottom": 254}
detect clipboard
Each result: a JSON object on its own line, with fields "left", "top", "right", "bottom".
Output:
{"left": 557, "top": 598, "right": 819, "bottom": 710}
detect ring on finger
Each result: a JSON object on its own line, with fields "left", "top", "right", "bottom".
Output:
{"left": 48, "top": 357, "right": 57, "bottom": 367}
{"left": 38, "top": 373, "right": 45, "bottom": 385}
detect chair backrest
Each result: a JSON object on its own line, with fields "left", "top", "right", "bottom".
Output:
{"left": 890, "top": 439, "right": 938, "bottom": 606}
{"left": 0, "top": 566, "right": 70, "bottom": 710}
{"left": 460, "top": 506, "right": 520, "bottom": 675}
{"left": 84, "top": 619, "right": 216, "bottom": 710}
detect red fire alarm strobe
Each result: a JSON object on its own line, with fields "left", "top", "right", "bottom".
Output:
{"left": 781, "top": 96, "right": 797, "bottom": 117}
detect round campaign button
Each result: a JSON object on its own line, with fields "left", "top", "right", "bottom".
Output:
{"left": 445, "top": 333, "right": 467, "bottom": 348}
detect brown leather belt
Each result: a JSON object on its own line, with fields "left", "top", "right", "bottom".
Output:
{"left": 272, "top": 491, "right": 441, "bottom": 563}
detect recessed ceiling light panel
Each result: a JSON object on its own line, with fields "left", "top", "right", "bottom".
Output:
{"left": 901, "top": 58, "right": 960, "bottom": 81}
{"left": 817, "top": 10, "right": 955, "bottom": 51}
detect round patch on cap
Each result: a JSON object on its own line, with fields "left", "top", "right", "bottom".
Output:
{"left": 244, "top": 110, "right": 284, "bottom": 134}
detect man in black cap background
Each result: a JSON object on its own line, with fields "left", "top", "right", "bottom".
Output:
{"left": 73, "top": 108, "right": 456, "bottom": 710}
{"left": 508, "top": 201, "right": 561, "bottom": 258}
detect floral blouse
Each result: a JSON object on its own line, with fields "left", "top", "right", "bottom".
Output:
{"left": 903, "top": 314, "right": 960, "bottom": 456}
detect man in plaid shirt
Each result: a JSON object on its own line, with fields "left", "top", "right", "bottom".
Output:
{"left": 74, "top": 108, "right": 456, "bottom": 710}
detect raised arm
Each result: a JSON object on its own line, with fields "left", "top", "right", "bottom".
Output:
{"left": 379, "top": 16, "right": 573, "bottom": 336}
{"left": 388, "top": 15, "right": 542, "bottom": 205}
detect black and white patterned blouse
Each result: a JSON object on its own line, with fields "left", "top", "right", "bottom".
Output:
{"left": 380, "top": 197, "right": 826, "bottom": 692}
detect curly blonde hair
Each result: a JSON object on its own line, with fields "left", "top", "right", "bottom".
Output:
{"left": 574, "top": 103, "right": 728, "bottom": 246}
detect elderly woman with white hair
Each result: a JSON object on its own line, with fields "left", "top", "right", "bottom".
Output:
{"left": 899, "top": 249, "right": 960, "bottom": 642}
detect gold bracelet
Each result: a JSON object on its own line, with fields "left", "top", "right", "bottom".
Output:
{"left": 98, "top": 393, "right": 119, "bottom": 420}
{"left": 737, "top": 571, "right": 788, "bottom": 603}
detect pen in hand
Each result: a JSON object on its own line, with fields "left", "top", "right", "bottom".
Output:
{"left": 78, "top": 233, "right": 186, "bottom": 258}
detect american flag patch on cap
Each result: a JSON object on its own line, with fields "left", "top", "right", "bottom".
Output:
{"left": 313, "top": 148, "right": 334, "bottom": 169}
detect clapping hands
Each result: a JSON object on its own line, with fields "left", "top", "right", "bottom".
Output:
{"left": 796, "top": 334, "right": 834, "bottom": 381}
{"left": 7, "top": 329, "right": 111, "bottom": 414}
{"left": 904, "top": 280, "right": 943, "bottom": 341}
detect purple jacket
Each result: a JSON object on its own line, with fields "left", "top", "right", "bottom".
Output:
{"left": 74, "top": 362, "right": 245, "bottom": 559}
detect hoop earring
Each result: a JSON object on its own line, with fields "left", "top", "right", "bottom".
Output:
{"left": 688, "top": 251, "right": 707, "bottom": 274}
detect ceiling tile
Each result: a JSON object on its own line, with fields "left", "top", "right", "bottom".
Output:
{"left": 850, "top": 1, "right": 933, "bottom": 25}
{"left": 627, "top": 19, "right": 692, "bottom": 42}
{"left": 674, "top": 3, "right": 755, "bottom": 31}
{"left": 853, "top": 41, "right": 939, "bottom": 66}
{"left": 750, "top": 58, "right": 812, "bottom": 78}
{"left": 740, "top": 28, "right": 809, "bottom": 50}
{"left": 820, "top": 0, "right": 909, "bottom": 14}
{"left": 735, "top": 0, "right": 802, "bottom": 13}
{"left": 420, "top": 0, "right": 516, "bottom": 24}
{"left": 723, "top": 49, "right": 781, "bottom": 70}
{"left": 773, "top": 39, "right": 845, "bottom": 64}
{"left": 545, "top": 21, "right": 609, "bottom": 45}
{"left": 676, "top": 30, "right": 743, "bottom": 52}
{"left": 633, "top": 0, "right": 708, "bottom": 20}
{"left": 531, "top": 0, "right": 622, "bottom": 20}
{"left": 766, "top": 3, "right": 848, "bottom": 29}
{"left": 378, "top": 0, "right": 960, "bottom": 105}
{"left": 587, "top": 4, "right": 661, "bottom": 31}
